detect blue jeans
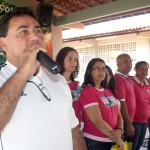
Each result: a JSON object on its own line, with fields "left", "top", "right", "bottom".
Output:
{"left": 84, "top": 137, "right": 115, "bottom": 150}
{"left": 132, "top": 122, "right": 147, "bottom": 150}
{"left": 148, "top": 135, "right": 150, "bottom": 150}
{"left": 148, "top": 118, "right": 150, "bottom": 150}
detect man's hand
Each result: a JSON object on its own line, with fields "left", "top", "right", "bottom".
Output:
{"left": 17, "top": 41, "right": 46, "bottom": 78}
{"left": 126, "top": 123, "right": 135, "bottom": 137}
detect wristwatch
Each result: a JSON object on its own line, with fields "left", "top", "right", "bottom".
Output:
{"left": 117, "top": 128, "right": 124, "bottom": 134}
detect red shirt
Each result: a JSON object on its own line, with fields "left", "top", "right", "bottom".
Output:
{"left": 80, "top": 85, "right": 120, "bottom": 142}
{"left": 114, "top": 73, "right": 136, "bottom": 121}
{"left": 132, "top": 77, "right": 150, "bottom": 123}
{"left": 68, "top": 81, "right": 82, "bottom": 127}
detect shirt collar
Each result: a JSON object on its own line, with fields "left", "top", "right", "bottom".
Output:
{"left": 6, "top": 60, "right": 42, "bottom": 81}
{"left": 134, "top": 76, "right": 149, "bottom": 85}
{"left": 115, "top": 70, "right": 128, "bottom": 78}
{"left": 6, "top": 60, "right": 17, "bottom": 72}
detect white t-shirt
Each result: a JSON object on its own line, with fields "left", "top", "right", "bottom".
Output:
{"left": 0, "top": 61, "right": 78, "bottom": 150}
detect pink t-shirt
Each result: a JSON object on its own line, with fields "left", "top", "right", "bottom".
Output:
{"left": 80, "top": 85, "right": 120, "bottom": 142}
{"left": 114, "top": 73, "right": 136, "bottom": 121}
{"left": 68, "top": 81, "right": 82, "bottom": 127}
{"left": 132, "top": 77, "right": 150, "bottom": 123}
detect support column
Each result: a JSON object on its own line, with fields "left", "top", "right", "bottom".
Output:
{"left": 92, "top": 39, "right": 98, "bottom": 58}
{"left": 51, "top": 26, "right": 63, "bottom": 60}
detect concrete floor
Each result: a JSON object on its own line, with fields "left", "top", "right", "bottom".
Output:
{"left": 140, "top": 128, "right": 149, "bottom": 150}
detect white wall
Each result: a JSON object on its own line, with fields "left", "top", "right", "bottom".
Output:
{"left": 62, "top": 33, "right": 150, "bottom": 79}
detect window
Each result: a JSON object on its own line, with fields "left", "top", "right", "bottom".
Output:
{"left": 98, "top": 42, "right": 136, "bottom": 62}
{"left": 98, "top": 42, "right": 136, "bottom": 74}
{"left": 76, "top": 47, "right": 94, "bottom": 84}
{"left": 77, "top": 47, "right": 94, "bottom": 64}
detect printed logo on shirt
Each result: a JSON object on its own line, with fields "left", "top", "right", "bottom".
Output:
{"left": 71, "top": 90, "right": 79, "bottom": 101}
{"left": 101, "top": 96, "right": 110, "bottom": 107}
{"left": 100, "top": 96, "right": 119, "bottom": 107}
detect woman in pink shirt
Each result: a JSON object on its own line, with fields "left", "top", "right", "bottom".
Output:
{"left": 56, "top": 47, "right": 82, "bottom": 127}
{"left": 80, "top": 58, "right": 124, "bottom": 150}
{"left": 131, "top": 61, "right": 150, "bottom": 150}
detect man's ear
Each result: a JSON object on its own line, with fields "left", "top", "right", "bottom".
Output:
{"left": 0, "top": 38, "right": 7, "bottom": 52}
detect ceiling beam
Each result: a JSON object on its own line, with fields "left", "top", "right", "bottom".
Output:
{"left": 62, "top": 22, "right": 84, "bottom": 29}
{"left": 137, "top": 31, "right": 150, "bottom": 38}
{"left": 53, "top": 0, "right": 150, "bottom": 26}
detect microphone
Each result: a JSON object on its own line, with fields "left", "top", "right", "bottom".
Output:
{"left": 37, "top": 51, "right": 61, "bottom": 74}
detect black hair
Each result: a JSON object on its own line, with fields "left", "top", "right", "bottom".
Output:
{"left": 82, "top": 58, "right": 107, "bottom": 88}
{"left": 105, "top": 65, "right": 118, "bottom": 97}
{"left": 0, "top": 7, "right": 38, "bottom": 37}
{"left": 134, "top": 61, "right": 149, "bottom": 70}
{"left": 55, "top": 46, "right": 79, "bottom": 81}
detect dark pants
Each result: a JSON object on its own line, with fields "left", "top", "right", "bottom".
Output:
{"left": 132, "top": 122, "right": 147, "bottom": 150}
{"left": 148, "top": 118, "right": 150, "bottom": 150}
{"left": 148, "top": 134, "right": 150, "bottom": 150}
{"left": 84, "top": 137, "right": 115, "bottom": 150}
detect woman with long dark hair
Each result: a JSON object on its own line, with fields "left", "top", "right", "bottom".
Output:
{"left": 80, "top": 58, "right": 124, "bottom": 150}
{"left": 56, "top": 47, "right": 82, "bottom": 127}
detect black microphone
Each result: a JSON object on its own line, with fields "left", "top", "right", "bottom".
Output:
{"left": 37, "top": 51, "right": 61, "bottom": 74}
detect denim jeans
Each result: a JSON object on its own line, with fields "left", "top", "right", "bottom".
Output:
{"left": 148, "top": 118, "right": 150, "bottom": 150}
{"left": 132, "top": 122, "right": 148, "bottom": 150}
{"left": 148, "top": 135, "right": 150, "bottom": 150}
{"left": 84, "top": 137, "right": 115, "bottom": 150}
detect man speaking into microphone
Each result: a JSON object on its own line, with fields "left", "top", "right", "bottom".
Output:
{"left": 0, "top": 7, "right": 86, "bottom": 150}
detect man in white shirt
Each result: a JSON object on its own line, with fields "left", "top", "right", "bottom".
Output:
{"left": 0, "top": 7, "right": 86, "bottom": 150}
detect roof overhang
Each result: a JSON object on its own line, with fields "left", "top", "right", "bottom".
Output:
{"left": 53, "top": 0, "right": 150, "bottom": 26}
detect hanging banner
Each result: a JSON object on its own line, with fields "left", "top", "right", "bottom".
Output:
{"left": 0, "top": 0, "right": 16, "bottom": 17}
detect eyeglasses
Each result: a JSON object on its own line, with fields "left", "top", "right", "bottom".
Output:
{"left": 27, "top": 76, "right": 51, "bottom": 102}
{"left": 92, "top": 67, "right": 106, "bottom": 72}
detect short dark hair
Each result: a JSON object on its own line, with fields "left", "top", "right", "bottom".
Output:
{"left": 0, "top": 7, "right": 38, "bottom": 37}
{"left": 134, "top": 61, "right": 149, "bottom": 70}
{"left": 82, "top": 58, "right": 107, "bottom": 88}
{"left": 55, "top": 46, "right": 79, "bottom": 81}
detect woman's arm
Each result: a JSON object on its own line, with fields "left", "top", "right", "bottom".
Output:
{"left": 110, "top": 110, "right": 124, "bottom": 147}
{"left": 117, "top": 110, "right": 124, "bottom": 134}
{"left": 85, "top": 105, "right": 114, "bottom": 138}
{"left": 85, "top": 105, "right": 124, "bottom": 147}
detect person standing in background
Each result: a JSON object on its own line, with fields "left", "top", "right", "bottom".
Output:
{"left": 80, "top": 58, "right": 124, "bottom": 150}
{"left": 56, "top": 46, "right": 82, "bottom": 127}
{"left": 114, "top": 54, "right": 136, "bottom": 142}
{"left": 131, "top": 61, "right": 150, "bottom": 150}
{"left": 105, "top": 65, "right": 117, "bottom": 97}
{"left": 148, "top": 118, "right": 150, "bottom": 150}
{"left": 146, "top": 77, "right": 150, "bottom": 150}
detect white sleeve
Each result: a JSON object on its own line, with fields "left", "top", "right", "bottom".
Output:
{"left": 69, "top": 106, "right": 79, "bottom": 129}
{"left": 59, "top": 74, "right": 79, "bottom": 129}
